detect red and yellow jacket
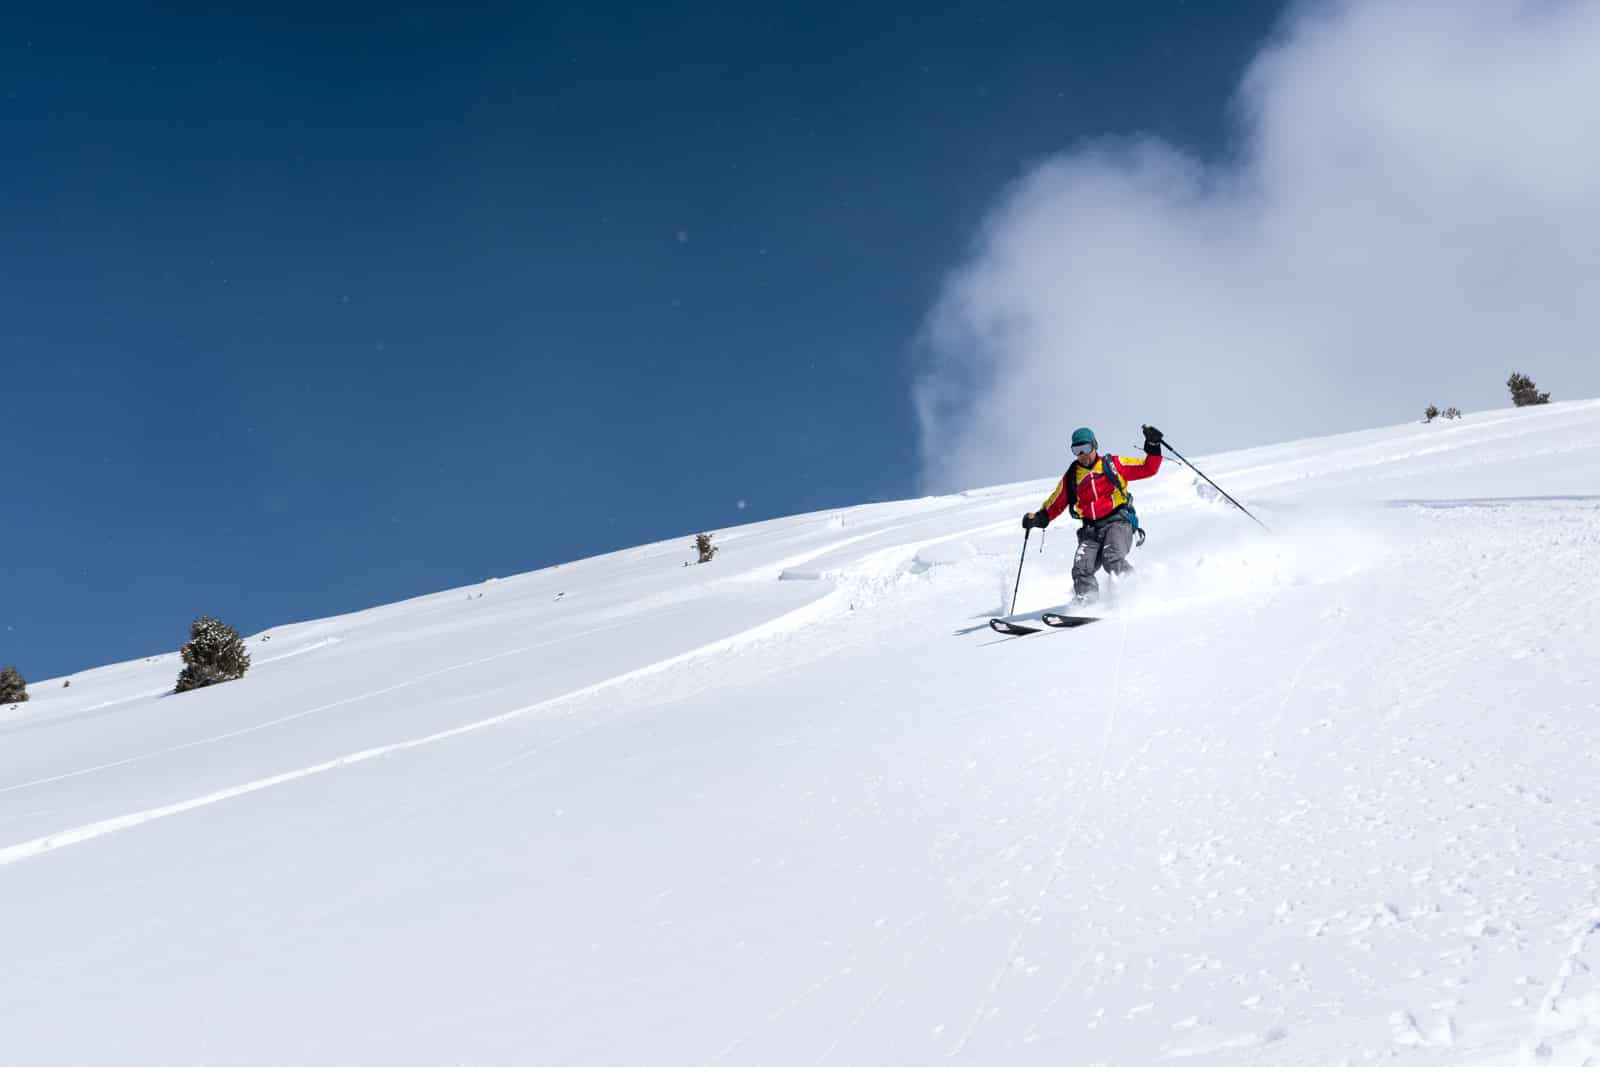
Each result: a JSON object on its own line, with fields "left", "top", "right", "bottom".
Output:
{"left": 1041, "top": 453, "right": 1162, "bottom": 523}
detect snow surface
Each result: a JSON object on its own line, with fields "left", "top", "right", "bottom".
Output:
{"left": 3, "top": 401, "right": 1599, "bottom": 1065}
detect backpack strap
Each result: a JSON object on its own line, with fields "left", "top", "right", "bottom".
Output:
{"left": 1103, "top": 456, "right": 1127, "bottom": 498}
{"left": 1104, "top": 457, "right": 1148, "bottom": 547}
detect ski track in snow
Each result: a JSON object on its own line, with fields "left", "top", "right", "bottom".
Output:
{"left": 0, "top": 595, "right": 853, "bottom": 868}
{"left": 0, "top": 525, "right": 916, "bottom": 801}
{"left": 0, "top": 617, "right": 648, "bottom": 796}
{"left": 0, "top": 588, "right": 836, "bottom": 867}
{"left": 952, "top": 617, "right": 1135, "bottom": 1057}
{"left": 0, "top": 519, "right": 1017, "bottom": 866}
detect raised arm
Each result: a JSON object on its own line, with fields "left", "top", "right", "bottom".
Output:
{"left": 1113, "top": 453, "right": 1163, "bottom": 481}
{"left": 1116, "top": 424, "right": 1165, "bottom": 481}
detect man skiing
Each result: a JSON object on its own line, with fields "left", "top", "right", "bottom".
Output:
{"left": 1022, "top": 425, "right": 1164, "bottom": 606}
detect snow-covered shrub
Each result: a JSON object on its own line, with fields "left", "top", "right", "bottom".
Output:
{"left": 0, "top": 665, "right": 27, "bottom": 704}
{"left": 174, "top": 615, "right": 251, "bottom": 694}
{"left": 1443, "top": 407, "right": 1461, "bottom": 420}
{"left": 1422, "top": 405, "right": 1439, "bottom": 423}
{"left": 694, "top": 533, "right": 717, "bottom": 564}
{"left": 1507, "top": 372, "right": 1550, "bottom": 406}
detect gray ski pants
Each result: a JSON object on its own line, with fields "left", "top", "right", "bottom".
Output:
{"left": 1072, "top": 514, "right": 1135, "bottom": 598}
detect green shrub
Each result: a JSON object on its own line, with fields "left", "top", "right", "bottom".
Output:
{"left": 1507, "top": 372, "right": 1550, "bottom": 407}
{"left": 174, "top": 616, "right": 251, "bottom": 694}
{"left": 0, "top": 665, "right": 27, "bottom": 704}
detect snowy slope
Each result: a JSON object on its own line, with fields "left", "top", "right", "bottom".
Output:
{"left": 3, "top": 400, "right": 1598, "bottom": 1066}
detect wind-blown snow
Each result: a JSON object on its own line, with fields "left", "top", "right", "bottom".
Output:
{"left": 3, "top": 401, "right": 1599, "bottom": 1065}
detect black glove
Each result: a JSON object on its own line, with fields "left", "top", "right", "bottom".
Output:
{"left": 1142, "top": 424, "right": 1164, "bottom": 455}
{"left": 1022, "top": 511, "right": 1034, "bottom": 531}
{"left": 1022, "top": 509, "right": 1049, "bottom": 531}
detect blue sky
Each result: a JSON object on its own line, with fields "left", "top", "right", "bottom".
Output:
{"left": 4, "top": 3, "right": 1286, "bottom": 679}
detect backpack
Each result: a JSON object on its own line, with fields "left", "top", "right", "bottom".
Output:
{"left": 1068, "top": 457, "right": 1147, "bottom": 546}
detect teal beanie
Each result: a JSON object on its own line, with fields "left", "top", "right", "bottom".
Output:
{"left": 1070, "top": 427, "right": 1097, "bottom": 447}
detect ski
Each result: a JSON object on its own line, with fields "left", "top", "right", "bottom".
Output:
{"left": 989, "top": 603, "right": 1106, "bottom": 637}
{"left": 1041, "top": 612, "right": 1101, "bottom": 629}
{"left": 989, "top": 618, "right": 1042, "bottom": 636}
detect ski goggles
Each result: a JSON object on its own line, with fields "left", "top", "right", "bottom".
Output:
{"left": 1071, "top": 441, "right": 1096, "bottom": 456}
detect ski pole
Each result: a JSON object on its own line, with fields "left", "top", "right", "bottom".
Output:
{"left": 1009, "top": 528, "right": 1031, "bottom": 616}
{"left": 1152, "top": 430, "right": 1272, "bottom": 533}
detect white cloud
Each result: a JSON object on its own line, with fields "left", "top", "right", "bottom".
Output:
{"left": 913, "top": 0, "right": 1600, "bottom": 491}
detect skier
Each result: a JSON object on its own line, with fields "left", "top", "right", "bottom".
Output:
{"left": 1022, "top": 425, "right": 1165, "bottom": 606}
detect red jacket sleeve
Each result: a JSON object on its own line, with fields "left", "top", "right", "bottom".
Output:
{"left": 1040, "top": 471, "right": 1072, "bottom": 522}
{"left": 1112, "top": 454, "right": 1162, "bottom": 481}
